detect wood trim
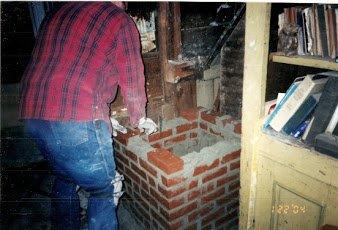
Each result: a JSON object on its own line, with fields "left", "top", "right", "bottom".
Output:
{"left": 240, "top": 3, "right": 271, "bottom": 230}
{"left": 172, "top": 2, "right": 182, "bottom": 59}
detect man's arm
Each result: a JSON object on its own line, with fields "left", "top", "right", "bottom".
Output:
{"left": 114, "top": 17, "right": 147, "bottom": 127}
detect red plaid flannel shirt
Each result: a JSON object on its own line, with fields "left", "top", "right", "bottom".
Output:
{"left": 19, "top": 2, "right": 147, "bottom": 126}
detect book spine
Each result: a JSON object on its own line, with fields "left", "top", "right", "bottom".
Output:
{"left": 270, "top": 75, "right": 327, "bottom": 132}
{"left": 263, "top": 83, "right": 299, "bottom": 128}
{"left": 291, "top": 120, "right": 310, "bottom": 138}
{"left": 282, "top": 95, "right": 318, "bottom": 134}
{"left": 317, "top": 5, "right": 329, "bottom": 57}
{"left": 305, "top": 76, "right": 338, "bottom": 145}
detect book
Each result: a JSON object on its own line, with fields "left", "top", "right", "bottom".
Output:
{"left": 302, "top": 116, "right": 314, "bottom": 140}
{"left": 314, "top": 133, "right": 338, "bottom": 158}
{"left": 326, "top": 104, "right": 338, "bottom": 133}
{"left": 263, "top": 77, "right": 304, "bottom": 129}
{"left": 282, "top": 93, "right": 321, "bottom": 134}
{"left": 291, "top": 119, "right": 310, "bottom": 138}
{"left": 328, "top": 6, "right": 336, "bottom": 59}
{"left": 270, "top": 74, "right": 328, "bottom": 132}
{"left": 317, "top": 5, "right": 329, "bottom": 57}
{"left": 336, "top": 8, "right": 338, "bottom": 61}
{"left": 304, "top": 72, "right": 338, "bottom": 145}
{"left": 304, "top": 8, "right": 314, "bottom": 55}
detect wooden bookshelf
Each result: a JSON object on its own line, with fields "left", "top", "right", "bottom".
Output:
{"left": 241, "top": 4, "right": 338, "bottom": 229}
{"left": 270, "top": 53, "right": 338, "bottom": 71}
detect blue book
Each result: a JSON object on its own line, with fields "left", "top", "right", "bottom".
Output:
{"left": 263, "top": 77, "right": 304, "bottom": 129}
{"left": 282, "top": 93, "right": 321, "bottom": 134}
{"left": 291, "top": 120, "right": 310, "bottom": 138}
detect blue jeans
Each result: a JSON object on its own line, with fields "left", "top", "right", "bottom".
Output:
{"left": 25, "top": 119, "right": 117, "bottom": 230}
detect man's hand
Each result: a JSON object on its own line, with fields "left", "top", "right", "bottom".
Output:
{"left": 138, "top": 117, "right": 158, "bottom": 135}
{"left": 110, "top": 117, "right": 127, "bottom": 137}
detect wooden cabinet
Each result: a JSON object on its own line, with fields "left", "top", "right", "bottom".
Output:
{"left": 240, "top": 4, "right": 338, "bottom": 230}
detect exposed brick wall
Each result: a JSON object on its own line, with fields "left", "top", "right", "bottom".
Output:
{"left": 220, "top": 17, "right": 245, "bottom": 120}
{"left": 113, "top": 108, "right": 241, "bottom": 229}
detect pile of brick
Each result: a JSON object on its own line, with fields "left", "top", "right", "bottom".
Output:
{"left": 113, "top": 107, "right": 241, "bottom": 229}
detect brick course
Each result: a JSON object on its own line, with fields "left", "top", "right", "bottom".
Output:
{"left": 113, "top": 107, "right": 241, "bottom": 229}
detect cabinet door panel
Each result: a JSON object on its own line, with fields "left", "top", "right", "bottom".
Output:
{"left": 271, "top": 184, "right": 324, "bottom": 230}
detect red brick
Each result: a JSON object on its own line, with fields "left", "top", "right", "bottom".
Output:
{"left": 216, "top": 190, "right": 239, "bottom": 205}
{"left": 141, "top": 179, "right": 149, "bottom": 192}
{"left": 168, "top": 221, "right": 182, "bottom": 230}
{"left": 164, "top": 202, "right": 198, "bottom": 221}
{"left": 217, "top": 173, "right": 239, "bottom": 187}
{"left": 114, "top": 142, "right": 121, "bottom": 151}
{"left": 185, "top": 223, "right": 197, "bottom": 230}
{"left": 200, "top": 205, "right": 213, "bottom": 217}
{"left": 131, "top": 162, "right": 147, "bottom": 180}
{"left": 202, "top": 224, "right": 212, "bottom": 230}
{"left": 158, "top": 185, "right": 187, "bottom": 199}
{"left": 230, "top": 161, "right": 240, "bottom": 170}
{"left": 190, "top": 132, "right": 198, "bottom": 138}
{"left": 149, "top": 188, "right": 184, "bottom": 209}
{"left": 234, "top": 123, "right": 242, "bottom": 134}
{"left": 202, "top": 187, "right": 225, "bottom": 204}
{"left": 133, "top": 182, "right": 140, "bottom": 194}
{"left": 227, "top": 200, "right": 239, "bottom": 212}
{"left": 141, "top": 189, "right": 158, "bottom": 209}
{"left": 201, "top": 111, "right": 217, "bottom": 124}
{"left": 150, "top": 209, "right": 167, "bottom": 228}
{"left": 221, "top": 150, "right": 240, "bottom": 164}
{"left": 148, "top": 176, "right": 156, "bottom": 187}
{"left": 125, "top": 150, "right": 138, "bottom": 162}
{"left": 229, "top": 180, "right": 240, "bottom": 191}
{"left": 147, "top": 148, "right": 183, "bottom": 175}
{"left": 125, "top": 167, "right": 140, "bottom": 185}
{"left": 114, "top": 128, "right": 139, "bottom": 145}
{"left": 115, "top": 151, "right": 129, "bottom": 166}
{"left": 209, "top": 128, "right": 221, "bottom": 136}
{"left": 202, "top": 183, "right": 215, "bottom": 195}
{"left": 199, "top": 122, "right": 208, "bottom": 130}
{"left": 215, "top": 210, "right": 237, "bottom": 225}
{"left": 202, "top": 207, "right": 224, "bottom": 225}
{"left": 176, "top": 122, "right": 198, "bottom": 134}
{"left": 193, "top": 159, "right": 220, "bottom": 176}
{"left": 180, "top": 108, "right": 199, "bottom": 121}
{"left": 162, "top": 176, "right": 185, "bottom": 187}
{"left": 115, "top": 159, "right": 125, "bottom": 172}
{"left": 164, "top": 134, "right": 187, "bottom": 146}
{"left": 148, "top": 129, "right": 173, "bottom": 142}
{"left": 151, "top": 142, "right": 162, "bottom": 148}
{"left": 189, "top": 180, "right": 198, "bottom": 189}
{"left": 188, "top": 210, "right": 199, "bottom": 222}
{"left": 139, "top": 158, "right": 158, "bottom": 177}
{"left": 202, "top": 166, "right": 227, "bottom": 183}
{"left": 188, "top": 189, "right": 200, "bottom": 201}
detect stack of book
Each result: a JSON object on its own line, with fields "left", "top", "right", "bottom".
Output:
{"left": 264, "top": 71, "right": 338, "bottom": 158}
{"left": 278, "top": 4, "right": 338, "bottom": 61}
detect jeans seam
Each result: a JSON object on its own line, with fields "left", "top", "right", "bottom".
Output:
{"left": 93, "top": 121, "right": 114, "bottom": 181}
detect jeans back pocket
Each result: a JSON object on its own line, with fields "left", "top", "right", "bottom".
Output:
{"left": 51, "top": 121, "right": 89, "bottom": 147}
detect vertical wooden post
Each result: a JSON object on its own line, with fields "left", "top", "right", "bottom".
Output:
{"left": 158, "top": 2, "right": 169, "bottom": 100}
{"left": 172, "top": 2, "right": 182, "bottom": 59}
{"left": 240, "top": 3, "right": 271, "bottom": 230}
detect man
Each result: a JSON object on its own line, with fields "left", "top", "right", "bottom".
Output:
{"left": 19, "top": 2, "right": 156, "bottom": 229}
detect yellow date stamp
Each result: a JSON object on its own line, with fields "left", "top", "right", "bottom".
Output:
{"left": 272, "top": 204, "right": 306, "bottom": 214}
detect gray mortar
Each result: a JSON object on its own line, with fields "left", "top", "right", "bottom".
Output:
{"left": 127, "top": 136, "right": 154, "bottom": 159}
{"left": 161, "top": 117, "right": 190, "bottom": 131}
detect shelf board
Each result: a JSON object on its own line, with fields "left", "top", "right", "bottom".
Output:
{"left": 270, "top": 53, "right": 338, "bottom": 71}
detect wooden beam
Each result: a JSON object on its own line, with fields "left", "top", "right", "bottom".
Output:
{"left": 158, "top": 2, "right": 169, "bottom": 99}
{"left": 240, "top": 3, "right": 271, "bottom": 230}
{"left": 172, "top": 2, "right": 182, "bottom": 59}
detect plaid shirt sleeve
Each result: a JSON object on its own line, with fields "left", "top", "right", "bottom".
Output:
{"left": 113, "top": 18, "right": 147, "bottom": 126}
